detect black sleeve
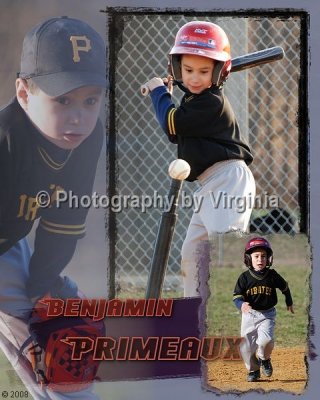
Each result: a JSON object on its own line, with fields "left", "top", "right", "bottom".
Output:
{"left": 26, "top": 225, "right": 77, "bottom": 299}
{"left": 233, "top": 273, "right": 246, "bottom": 301}
{"left": 283, "top": 287, "right": 293, "bottom": 307}
{"left": 167, "top": 92, "right": 223, "bottom": 138}
{"left": 274, "top": 270, "right": 293, "bottom": 307}
{"left": 0, "top": 134, "right": 14, "bottom": 220}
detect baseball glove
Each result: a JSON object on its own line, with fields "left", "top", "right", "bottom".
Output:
{"left": 22, "top": 292, "right": 105, "bottom": 392}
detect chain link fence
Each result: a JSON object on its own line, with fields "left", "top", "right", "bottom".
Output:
{"left": 107, "top": 12, "right": 305, "bottom": 297}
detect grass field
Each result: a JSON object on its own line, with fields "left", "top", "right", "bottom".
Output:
{"left": 206, "top": 233, "right": 311, "bottom": 347}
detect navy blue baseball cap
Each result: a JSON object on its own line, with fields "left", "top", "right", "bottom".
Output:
{"left": 19, "top": 16, "right": 107, "bottom": 96}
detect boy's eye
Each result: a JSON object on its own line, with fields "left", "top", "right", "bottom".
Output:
{"left": 56, "top": 97, "right": 70, "bottom": 105}
{"left": 85, "top": 97, "right": 98, "bottom": 106}
{"left": 254, "top": 254, "right": 266, "bottom": 259}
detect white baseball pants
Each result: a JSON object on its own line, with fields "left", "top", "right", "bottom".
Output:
{"left": 181, "top": 160, "right": 256, "bottom": 297}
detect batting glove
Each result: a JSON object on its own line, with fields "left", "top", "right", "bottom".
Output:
{"left": 145, "top": 77, "right": 165, "bottom": 92}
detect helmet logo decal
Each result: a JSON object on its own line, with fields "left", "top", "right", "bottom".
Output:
{"left": 179, "top": 39, "right": 216, "bottom": 49}
{"left": 251, "top": 239, "right": 268, "bottom": 247}
{"left": 194, "top": 28, "right": 208, "bottom": 34}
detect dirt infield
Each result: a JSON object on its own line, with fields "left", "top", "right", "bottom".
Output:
{"left": 206, "top": 346, "right": 307, "bottom": 394}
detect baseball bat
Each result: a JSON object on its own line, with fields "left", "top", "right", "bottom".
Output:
{"left": 230, "top": 46, "right": 284, "bottom": 72}
{"left": 141, "top": 46, "right": 284, "bottom": 96}
{"left": 145, "top": 178, "right": 183, "bottom": 299}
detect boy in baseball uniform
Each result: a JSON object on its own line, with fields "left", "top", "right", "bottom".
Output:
{"left": 0, "top": 17, "right": 106, "bottom": 399}
{"left": 233, "top": 237, "right": 294, "bottom": 382}
{"left": 144, "top": 21, "right": 256, "bottom": 297}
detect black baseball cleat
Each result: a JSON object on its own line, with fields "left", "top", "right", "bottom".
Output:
{"left": 260, "top": 358, "right": 273, "bottom": 377}
{"left": 247, "top": 369, "right": 260, "bottom": 382}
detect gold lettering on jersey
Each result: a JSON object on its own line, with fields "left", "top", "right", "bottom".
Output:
{"left": 50, "top": 184, "right": 65, "bottom": 205}
{"left": 17, "top": 185, "right": 66, "bottom": 221}
{"left": 17, "top": 195, "right": 39, "bottom": 221}
{"left": 25, "top": 198, "right": 39, "bottom": 220}
{"left": 70, "top": 36, "right": 91, "bottom": 62}
{"left": 246, "top": 286, "right": 272, "bottom": 296}
{"left": 17, "top": 194, "right": 28, "bottom": 218}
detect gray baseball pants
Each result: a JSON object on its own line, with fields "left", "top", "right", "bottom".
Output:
{"left": 240, "top": 307, "right": 276, "bottom": 372}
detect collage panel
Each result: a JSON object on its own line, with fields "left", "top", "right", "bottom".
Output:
{"left": 0, "top": 2, "right": 109, "bottom": 398}
{"left": 205, "top": 233, "right": 310, "bottom": 394}
{"left": 108, "top": 11, "right": 306, "bottom": 300}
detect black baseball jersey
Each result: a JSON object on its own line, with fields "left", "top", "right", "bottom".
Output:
{"left": 0, "top": 98, "right": 103, "bottom": 298}
{"left": 150, "top": 85, "right": 253, "bottom": 181}
{"left": 233, "top": 268, "right": 293, "bottom": 311}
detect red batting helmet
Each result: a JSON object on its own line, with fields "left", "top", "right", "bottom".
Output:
{"left": 169, "top": 21, "right": 232, "bottom": 86}
{"left": 244, "top": 237, "right": 273, "bottom": 268}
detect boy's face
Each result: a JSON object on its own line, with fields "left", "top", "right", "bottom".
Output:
{"left": 17, "top": 82, "right": 103, "bottom": 150}
{"left": 181, "top": 54, "right": 215, "bottom": 94}
{"left": 250, "top": 248, "right": 268, "bottom": 271}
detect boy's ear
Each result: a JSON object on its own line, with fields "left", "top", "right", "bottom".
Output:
{"left": 16, "top": 78, "right": 29, "bottom": 110}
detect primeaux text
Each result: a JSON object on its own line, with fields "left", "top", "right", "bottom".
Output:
{"left": 40, "top": 298, "right": 174, "bottom": 321}
{"left": 62, "top": 336, "right": 242, "bottom": 361}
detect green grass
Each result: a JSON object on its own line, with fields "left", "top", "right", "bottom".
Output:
{"left": 0, "top": 355, "right": 26, "bottom": 393}
{"left": 206, "top": 234, "right": 311, "bottom": 347}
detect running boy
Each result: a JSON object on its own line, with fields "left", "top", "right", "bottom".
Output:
{"left": 233, "top": 237, "right": 294, "bottom": 382}
{"left": 0, "top": 17, "right": 106, "bottom": 398}
{"left": 144, "top": 21, "right": 256, "bottom": 297}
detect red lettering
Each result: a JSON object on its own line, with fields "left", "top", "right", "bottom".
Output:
{"left": 64, "top": 299, "right": 81, "bottom": 316}
{"left": 158, "top": 337, "right": 179, "bottom": 360}
{"left": 200, "top": 337, "right": 223, "bottom": 361}
{"left": 128, "top": 337, "right": 159, "bottom": 360}
{"left": 178, "top": 337, "right": 201, "bottom": 360}
{"left": 62, "top": 337, "right": 93, "bottom": 360}
{"left": 41, "top": 299, "right": 64, "bottom": 317}
{"left": 155, "top": 299, "right": 173, "bottom": 316}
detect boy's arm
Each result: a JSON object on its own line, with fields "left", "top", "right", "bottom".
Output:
{"left": 148, "top": 83, "right": 177, "bottom": 143}
{"left": 275, "top": 271, "right": 294, "bottom": 313}
{"left": 148, "top": 82, "right": 225, "bottom": 140}
{"left": 233, "top": 274, "right": 251, "bottom": 311}
{"left": 233, "top": 295, "right": 252, "bottom": 313}
{"left": 150, "top": 87, "right": 226, "bottom": 141}
{"left": 233, "top": 295, "right": 245, "bottom": 310}
{"left": 287, "top": 304, "right": 294, "bottom": 313}
{"left": 27, "top": 121, "right": 104, "bottom": 300}
{"left": 283, "top": 288, "right": 294, "bottom": 313}
{"left": 26, "top": 224, "right": 80, "bottom": 299}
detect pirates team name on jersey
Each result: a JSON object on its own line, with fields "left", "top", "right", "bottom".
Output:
{"left": 17, "top": 184, "right": 64, "bottom": 221}
{"left": 246, "top": 285, "right": 272, "bottom": 296}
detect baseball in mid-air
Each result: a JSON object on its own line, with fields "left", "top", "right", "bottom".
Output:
{"left": 168, "top": 159, "right": 191, "bottom": 180}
